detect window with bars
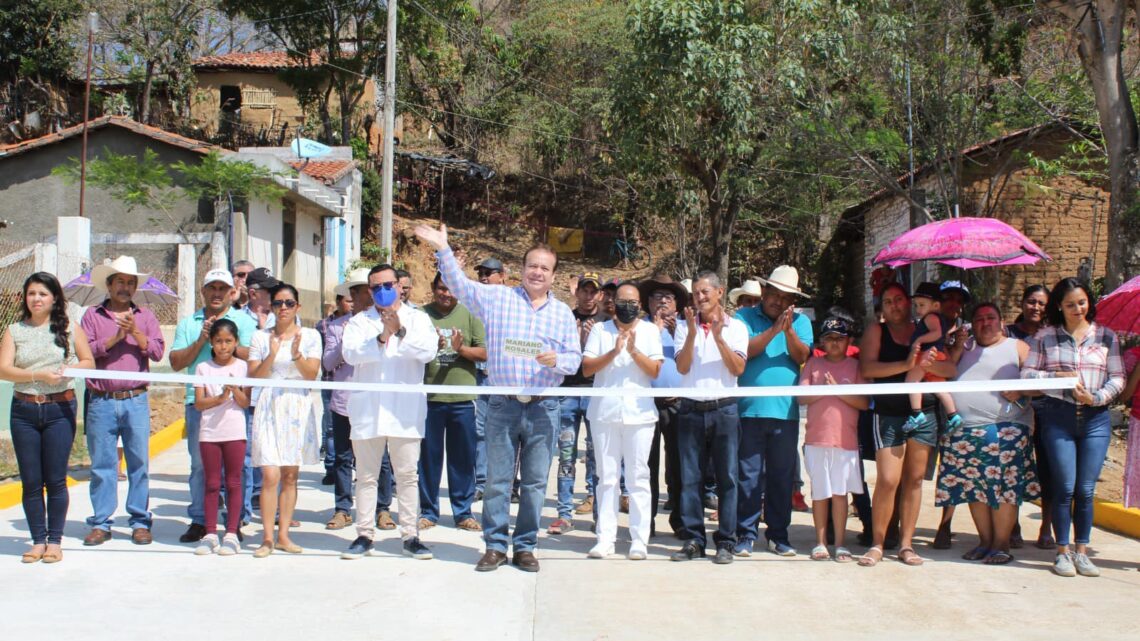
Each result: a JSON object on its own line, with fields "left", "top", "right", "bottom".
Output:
{"left": 241, "top": 88, "right": 277, "bottom": 109}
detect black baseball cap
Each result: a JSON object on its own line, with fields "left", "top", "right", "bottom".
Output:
{"left": 246, "top": 267, "right": 280, "bottom": 291}
{"left": 820, "top": 317, "right": 851, "bottom": 338}
{"left": 913, "top": 281, "right": 942, "bottom": 301}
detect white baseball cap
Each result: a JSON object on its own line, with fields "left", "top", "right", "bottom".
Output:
{"left": 202, "top": 268, "right": 234, "bottom": 288}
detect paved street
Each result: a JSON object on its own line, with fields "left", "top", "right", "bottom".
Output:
{"left": 2, "top": 442, "right": 1138, "bottom": 641}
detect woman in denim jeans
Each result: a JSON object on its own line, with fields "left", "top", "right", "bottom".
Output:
{"left": 0, "top": 272, "right": 94, "bottom": 563}
{"left": 1021, "top": 278, "right": 1124, "bottom": 577}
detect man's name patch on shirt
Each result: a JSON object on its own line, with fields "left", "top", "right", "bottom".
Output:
{"left": 503, "top": 338, "right": 544, "bottom": 359}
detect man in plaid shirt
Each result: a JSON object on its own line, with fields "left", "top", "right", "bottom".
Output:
{"left": 416, "top": 224, "right": 581, "bottom": 573}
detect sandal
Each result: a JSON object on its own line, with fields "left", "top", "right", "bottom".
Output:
{"left": 21, "top": 545, "right": 45, "bottom": 564}
{"left": 810, "top": 545, "right": 830, "bottom": 561}
{"left": 253, "top": 541, "right": 275, "bottom": 558}
{"left": 858, "top": 546, "right": 883, "bottom": 567}
{"left": 1035, "top": 534, "right": 1056, "bottom": 550}
{"left": 984, "top": 550, "right": 1014, "bottom": 565}
{"left": 834, "top": 547, "right": 854, "bottom": 563}
{"left": 41, "top": 545, "right": 63, "bottom": 564}
{"left": 898, "top": 547, "right": 925, "bottom": 566}
{"left": 961, "top": 546, "right": 990, "bottom": 561}
{"left": 1009, "top": 532, "right": 1024, "bottom": 549}
{"left": 277, "top": 541, "right": 303, "bottom": 554}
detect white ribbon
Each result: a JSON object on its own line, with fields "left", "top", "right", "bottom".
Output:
{"left": 64, "top": 368, "right": 1077, "bottom": 399}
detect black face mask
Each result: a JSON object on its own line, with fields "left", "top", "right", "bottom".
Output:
{"left": 614, "top": 301, "right": 640, "bottom": 324}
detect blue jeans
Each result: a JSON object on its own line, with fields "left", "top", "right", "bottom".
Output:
{"left": 321, "top": 389, "right": 335, "bottom": 472}
{"left": 737, "top": 417, "right": 799, "bottom": 545}
{"left": 188, "top": 404, "right": 251, "bottom": 525}
{"left": 11, "top": 398, "right": 76, "bottom": 545}
{"left": 482, "top": 396, "right": 559, "bottom": 553}
{"left": 556, "top": 394, "right": 596, "bottom": 518}
{"left": 1039, "top": 399, "right": 1111, "bottom": 546}
{"left": 419, "top": 401, "right": 477, "bottom": 524}
{"left": 474, "top": 370, "right": 488, "bottom": 494}
{"left": 85, "top": 393, "right": 152, "bottom": 531}
{"left": 677, "top": 401, "right": 740, "bottom": 548}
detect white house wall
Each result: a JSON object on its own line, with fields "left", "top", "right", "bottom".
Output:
{"left": 247, "top": 198, "right": 282, "bottom": 275}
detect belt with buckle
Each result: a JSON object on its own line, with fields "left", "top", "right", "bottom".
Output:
{"left": 513, "top": 395, "right": 537, "bottom": 404}
{"left": 655, "top": 397, "right": 680, "bottom": 409}
{"left": 15, "top": 389, "right": 77, "bottom": 404}
{"left": 686, "top": 397, "right": 735, "bottom": 412}
{"left": 89, "top": 386, "right": 148, "bottom": 400}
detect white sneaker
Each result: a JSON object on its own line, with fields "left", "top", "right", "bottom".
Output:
{"left": 194, "top": 534, "right": 219, "bottom": 556}
{"left": 218, "top": 533, "right": 240, "bottom": 556}
{"left": 628, "top": 544, "right": 648, "bottom": 561}
{"left": 588, "top": 543, "right": 614, "bottom": 559}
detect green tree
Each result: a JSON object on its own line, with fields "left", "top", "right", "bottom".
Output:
{"left": 0, "top": 1, "right": 81, "bottom": 84}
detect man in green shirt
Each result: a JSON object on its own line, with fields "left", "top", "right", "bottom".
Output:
{"left": 420, "top": 272, "right": 488, "bottom": 531}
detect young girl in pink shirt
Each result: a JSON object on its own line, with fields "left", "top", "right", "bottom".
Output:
{"left": 193, "top": 319, "right": 250, "bottom": 555}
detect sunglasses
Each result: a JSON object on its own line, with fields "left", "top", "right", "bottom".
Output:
{"left": 369, "top": 282, "right": 396, "bottom": 292}
{"left": 270, "top": 299, "right": 298, "bottom": 309}
{"left": 234, "top": 271, "right": 252, "bottom": 279}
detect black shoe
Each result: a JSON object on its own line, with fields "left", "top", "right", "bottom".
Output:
{"left": 403, "top": 537, "right": 433, "bottom": 560}
{"left": 321, "top": 472, "right": 335, "bottom": 486}
{"left": 703, "top": 495, "right": 718, "bottom": 511}
{"left": 713, "top": 546, "right": 734, "bottom": 565}
{"left": 341, "top": 536, "right": 374, "bottom": 559}
{"left": 179, "top": 523, "right": 207, "bottom": 543}
{"left": 662, "top": 498, "right": 675, "bottom": 512}
{"left": 474, "top": 490, "right": 484, "bottom": 502}
{"left": 671, "top": 541, "right": 706, "bottom": 562}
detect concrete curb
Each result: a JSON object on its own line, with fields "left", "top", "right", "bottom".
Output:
{"left": 1093, "top": 498, "right": 1140, "bottom": 539}
{"left": 0, "top": 418, "right": 186, "bottom": 510}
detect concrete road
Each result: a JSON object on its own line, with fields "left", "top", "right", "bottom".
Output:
{"left": 2, "top": 443, "right": 1137, "bottom": 641}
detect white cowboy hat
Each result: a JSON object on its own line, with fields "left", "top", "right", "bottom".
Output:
{"left": 335, "top": 267, "right": 372, "bottom": 298}
{"left": 91, "top": 256, "right": 149, "bottom": 291}
{"left": 758, "top": 265, "right": 809, "bottom": 297}
{"left": 680, "top": 278, "right": 693, "bottom": 293}
{"left": 728, "top": 279, "right": 763, "bottom": 306}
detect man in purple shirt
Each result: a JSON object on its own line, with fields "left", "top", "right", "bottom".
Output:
{"left": 80, "top": 256, "right": 166, "bottom": 546}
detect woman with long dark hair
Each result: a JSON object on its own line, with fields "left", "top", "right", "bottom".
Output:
{"left": 1005, "top": 284, "right": 1054, "bottom": 549}
{"left": 0, "top": 272, "right": 95, "bottom": 563}
{"left": 1022, "top": 277, "right": 1124, "bottom": 577}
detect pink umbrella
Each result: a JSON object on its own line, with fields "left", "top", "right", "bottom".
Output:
{"left": 872, "top": 217, "right": 1051, "bottom": 269}
{"left": 1096, "top": 275, "right": 1140, "bottom": 337}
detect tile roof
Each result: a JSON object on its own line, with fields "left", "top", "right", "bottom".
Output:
{"left": 192, "top": 51, "right": 322, "bottom": 70}
{"left": 289, "top": 159, "right": 357, "bottom": 185}
{"left": 0, "top": 116, "right": 222, "bottom": 159}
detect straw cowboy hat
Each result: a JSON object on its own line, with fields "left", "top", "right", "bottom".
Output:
{"left": 91, "top": 256, "right": 149, "bottom": 291}
{"left": 335, "top": 268, "right": 372, "bottom": 298}
{"left": 758, "top": 265, "right": 809, "bottom": 297}
{"left": 728, "top": 279, "right": 763, "bottom": 306}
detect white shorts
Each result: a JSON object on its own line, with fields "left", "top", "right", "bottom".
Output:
{"left": 803, "top": 445, "right": 864, "bottom": 500}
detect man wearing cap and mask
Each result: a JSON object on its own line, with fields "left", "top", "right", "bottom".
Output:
{"left": 734, "top": 265, "right": 813, "bottom": 558}
{"left": 549, "top": 272, "right": 608, "bottom": 533}
{"left": 169, "top": 268, "right": 257, "bottom": 543}
{"left": 340, "top": 263, "right": 439, "bottom": 560}
{"left": 415, "top": 223, "right": 581, "bottom": 573}
{"left": 80, "top": 256, "right": 166, "bottom": 546}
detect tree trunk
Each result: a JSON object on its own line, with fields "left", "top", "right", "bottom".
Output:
{"left": 1051, "top": 0, "right": 1140, "bottom": 289}
{"left": 140, "top": 60, "right": 155, "bottom": 124}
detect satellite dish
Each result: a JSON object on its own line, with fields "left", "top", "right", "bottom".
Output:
{"left": 291, "top": 137, "right": 332, "bottom": 159}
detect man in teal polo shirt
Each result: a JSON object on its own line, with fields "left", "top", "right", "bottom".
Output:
{"left": 169, "top": 268, "right": 257, "bottom": 543}
{"left": 734, "top": 266, "right": 813, "bottom": 557}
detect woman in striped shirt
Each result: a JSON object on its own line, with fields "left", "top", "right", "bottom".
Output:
{"left": 1021, "top": 277, "right": 1124, "bottom": 578}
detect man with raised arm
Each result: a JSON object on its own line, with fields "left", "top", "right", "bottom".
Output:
{"left": 414, "top": 224, "right": 581, "bottom": 573}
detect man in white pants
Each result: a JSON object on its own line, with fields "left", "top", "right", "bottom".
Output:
{"left": 340, "top": 264, "right": 439, "bottom": 560}
{"left": 581, "top": 282, "right": 663, "bottom": 560}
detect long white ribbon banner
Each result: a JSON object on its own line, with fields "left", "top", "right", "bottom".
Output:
{"left": 64, "top": 368, "right": 1077, "bottom": 399}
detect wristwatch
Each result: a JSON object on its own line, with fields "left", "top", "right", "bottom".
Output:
{"left": 394, "top": 327, "right": 407, "bottom": 339}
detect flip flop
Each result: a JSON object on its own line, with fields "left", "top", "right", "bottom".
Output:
{"left": 858, "top": 546, "right": 883, "bottom": 567}
{"left": 962, "top": 546, "right": 990, "bottom": 561}
{"left": 1009, "top": 532, "right": 1025, "bottom": 549}
{"left": 984, "top": 550, "right": 1014, "bottom": 565}
{"left": 810, "top": 545, "right": 831, "bottom": 561}
{"left": 898, "top": 547, "right": 925, "bottom": 566}
{"left": 835, "top": 547, "right": 854, "bottom": 563}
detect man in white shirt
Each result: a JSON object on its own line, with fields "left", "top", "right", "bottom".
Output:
{"left": 339, "top": 264, "right": 439, "bottom": 560}
{"left": 672, "top": 271, "right": 749, "bottom": 564}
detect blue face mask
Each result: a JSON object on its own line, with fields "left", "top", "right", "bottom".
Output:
{"left": 372, "top": 284, "right": 398, "bottom": 308}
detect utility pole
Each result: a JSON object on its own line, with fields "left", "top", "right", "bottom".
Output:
{"left": 79, "top": 11, "right": 98, "bottom": 218}
{"left": 380, "top": 0, "right": 397, "bottom": 258}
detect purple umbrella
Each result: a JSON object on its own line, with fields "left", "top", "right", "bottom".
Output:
{"left": 64, "top": 272, "right": 180, "bottom": 307}
{"left": 1096, "top": 275, "right": 1140, "bottom": 338}
{"left": 872, "top": 217, "right": 1051, "bottom": 269}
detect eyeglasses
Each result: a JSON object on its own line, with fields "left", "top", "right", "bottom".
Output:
{"left": 650, "top": 291, "right": 676, "bottom": 300}
{"left": 270, "top": 300, "right": 298, "bottom": 309}
{"left": 234, "top": 271, "right": 251, "bottom": 279}
{"left": 369, "top": 282, "right": 396, "bottom": 292}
